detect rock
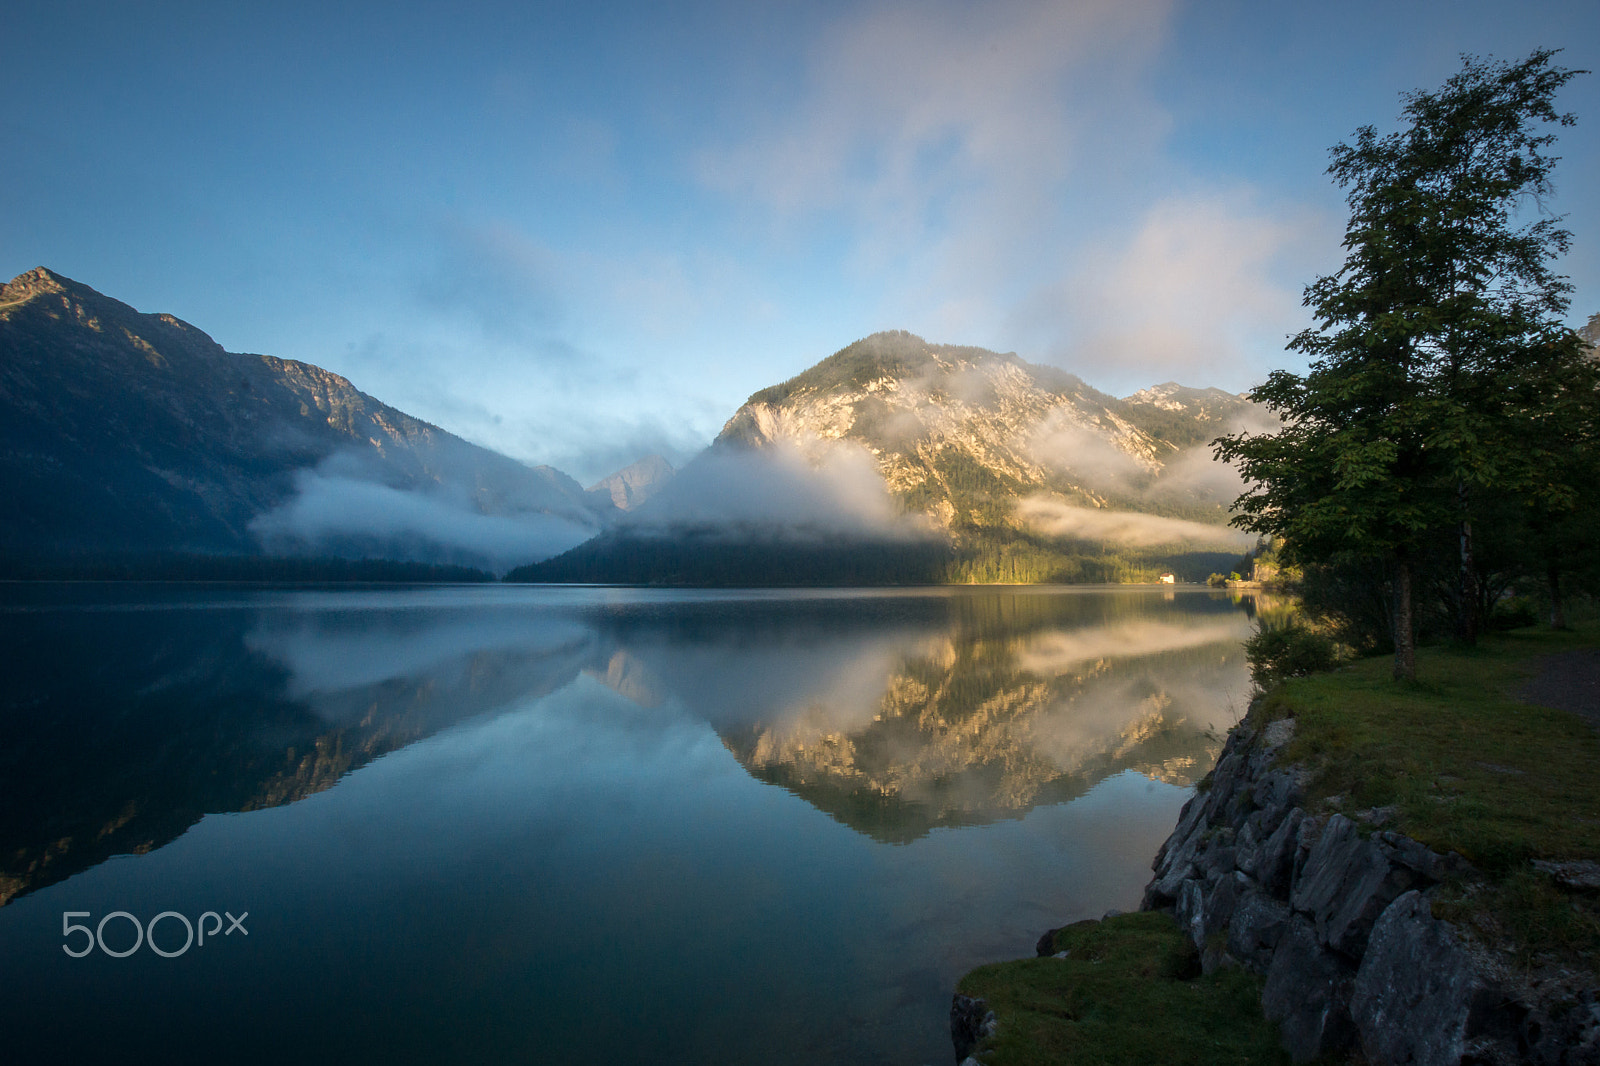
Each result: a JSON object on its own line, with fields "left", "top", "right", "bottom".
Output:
{"left": 1375, "top": 831, "right": 1473, "bottom": 883}
{"left": 1350, "top": 890, "right": 1494, "bottom": 1066}
{"left": 951, "top": 994, "right": 997, "bottom": 1062}
{"left": 1530, "top": 990, "right": 1600, "bottom": 1065}
{"left": 1193, "top": 869, "right": 1245, "bottom": 953}
{"left": 1532, "top": 860, "right": 1600, "bottom": 890}
{"left": 1355, "top": 805, "right": 1397, "bottom": 828}
{"left": 1178, "top": 879, "right": 1206, "bottom": 950}
{"left": 1144, "top": 838, "right": 1200, "bottom": 910}
{"left": 1235, "top": 819, "right": 1263, "bottom": 878}
{"left": 1205, "top": 758, "right": 1243, "bottom": 822}
{"left": 1228, "top": 890, "right": 1293, "bottom": 971}
{"left": 1255, "top": 808, "right": 1303, "bottom": 897}
{"left": 1291, "top": 814, "right": 1419, "bottom": 958}
{"left": 1289, "top": 814, "right": 1326, "bottom": 887}
{"left": 1195, "top": 837, "right": 1238, "bottom": 888}
{"left": 1262, "top": 914, "right": 1357, "bottom": 1061}
{"left": 1132, "top": 708, "right": 1599, "bottom": 1066}
{"left": 1153, "top": 794, "right": 1204, "bottom": 873}
{"left": 1261, "top": 717, "right": 1295, "bottom": 751}
{"left": 1251, "top": 768, "right": 1305, "bottom": 836}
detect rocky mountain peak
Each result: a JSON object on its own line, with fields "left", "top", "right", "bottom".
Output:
{"left": 0, "top": 266, "right": 225, "bottom": 357}
{"left": 1125, "top": 382, "right": 1250, "bottom": 410}
{"left": 586, "top": 454, "right": 676, "bottom": 511}
{"left": 0, "top": 266, "right": 69, "bottom": 304}
{"left": 710, "top": 331, "right": 1255, "bottom": 532}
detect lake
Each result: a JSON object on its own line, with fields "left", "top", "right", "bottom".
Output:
{"left": 0, "top": 583, "right": 1260, "bottom": 1064}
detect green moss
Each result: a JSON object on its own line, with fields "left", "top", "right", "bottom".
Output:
{"left": 956, "top": 912, "right": 1289, "bottom": 1065}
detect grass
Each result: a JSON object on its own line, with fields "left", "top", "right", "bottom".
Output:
{"left": 954, "top": 622, "right": 1600, "bottom": 1064}
{"left": 956, "top": 912, "right": 1290, "bottom": 1065}
{"left": 1257, "top": 622, "right": 1600, "bottom": 966}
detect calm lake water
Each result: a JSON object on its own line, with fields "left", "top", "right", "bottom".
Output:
{"left": 0, "top": 583, "right": 1259, "bottom": 1064}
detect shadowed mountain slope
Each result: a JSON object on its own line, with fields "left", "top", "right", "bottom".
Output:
{"left": 0, "top": 268, "right": 609, "bottom": 564}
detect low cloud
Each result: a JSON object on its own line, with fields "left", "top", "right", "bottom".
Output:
{"left": 1025, "top": 399, "right": 1282, "bottom": 511}
{"left": 1016, "top": 496, "right": 1252, "bottom": 549}
{"left": 623, "top": 437, "right": 934, "bottom": 542}
{"left": 251, "top": 465, "right": 598, "bottom": 572}
{"left": 1026, "top": 409, "right": 1154, "bottom": 491}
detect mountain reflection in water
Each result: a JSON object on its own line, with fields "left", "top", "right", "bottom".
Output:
{"left": 1, "top": 585, "right": 1255, "bottom": 906}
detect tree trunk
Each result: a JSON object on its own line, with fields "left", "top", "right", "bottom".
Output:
{"left": 1393, "top": 556, "right": 1416, "bottom": 681}
{"left": 1549, "top": 561, "right": 1568, "bottom": 630}
{"left": 1457, "top": 481, "right": 1479, "bottom": 646}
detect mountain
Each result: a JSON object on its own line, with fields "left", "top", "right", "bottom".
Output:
{"left": 513, "top": 332, "right": 1264, "bottom": 585}
{"left": 0, "top": 267, "right": 611, "bottom": 570}
{"left": 717, "top": 330, "right": 1265, "bottom": 529}
{"left": 585, "top": 453, "right": 675, "bottom": 511}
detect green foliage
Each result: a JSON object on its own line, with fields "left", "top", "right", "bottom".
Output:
{"left": 1215, "top": 51, "right": 1591, "bottom": 674}
{"left": 1244, "top": 621, "right": 1341, "bottom": 691}
{"left": 1489, "top": 596, "right": 1539, "bottom": 630}
{"left": 956, "top": 912, "right": 1288, "bottom": 1065}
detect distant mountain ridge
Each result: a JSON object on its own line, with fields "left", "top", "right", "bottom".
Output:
{"left": 3, "top": 271, "right": 1267, "bottom": 583}
{"left": 585, "top": 454, "right": 675, "bottom": 511}
{"left": 0, "top": 267, "right": 611, "bottom": 567}
{"left": 514, "top": 331, "right": 1263, "bottom": 585}
{"left": 715, "top": 330, "right": 1264, "bottom": 529}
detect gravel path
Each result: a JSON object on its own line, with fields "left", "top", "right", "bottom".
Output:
{"left": 1519, "top": 648, "right": 1600, "bottom": 732}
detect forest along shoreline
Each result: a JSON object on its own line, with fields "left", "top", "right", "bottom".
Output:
{"left": 950, "top": 625, "right": 1600, "bottom": 1066}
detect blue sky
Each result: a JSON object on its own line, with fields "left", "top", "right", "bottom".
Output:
{"left": 5, "top": 0, "right": 1597, "bottom": 484}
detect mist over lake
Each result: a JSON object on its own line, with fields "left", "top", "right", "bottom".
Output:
{"left": 0, "top": 583, "right": 1259, "bottom": 1063}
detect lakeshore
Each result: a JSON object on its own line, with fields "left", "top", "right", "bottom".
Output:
{"left": 954, "top": 623, "right": 1600, "bottom": 1065}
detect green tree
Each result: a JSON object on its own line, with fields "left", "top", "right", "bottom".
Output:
{"left": 1216, "top": 50, "right": 1585, "bottom": 679}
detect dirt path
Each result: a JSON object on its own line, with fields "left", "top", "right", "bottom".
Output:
{"left": 1519, "top": 648, "right": 1600, "bottom": 732}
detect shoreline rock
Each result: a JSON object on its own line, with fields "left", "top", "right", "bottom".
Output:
{"left": 1136, "top": 711, "right": 1599, "bottom": 1065}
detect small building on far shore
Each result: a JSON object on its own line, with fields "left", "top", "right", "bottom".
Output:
{"left": 1159, "top": 573, "right": 1176, "bottom": 584}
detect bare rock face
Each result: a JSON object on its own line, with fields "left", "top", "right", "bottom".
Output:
{"left": 1350, "top": 890, "right": 1489, "bottom": 1066}
{"left": 1139, "top": 713, "right": 1597, "bottom": 1065}
{"left": 1291, "top": 814, "right": 1421, "bottom": 958}
{"left": 1261, "top": 913, "right": 1358, "bottom": 1059}
{"left": 586, "top": 454, "right": 675, "bottom": 511}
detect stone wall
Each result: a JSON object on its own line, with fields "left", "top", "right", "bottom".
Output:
{"left": 1140, "top": 714, "right": 1600, "bottom": 1065}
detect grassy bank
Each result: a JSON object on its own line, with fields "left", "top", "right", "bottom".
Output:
{"left": 957, "top": 911, "right": 1289, "bottom": 1065}
{"left": 1256, "top": 622, "right": 1600, "bottom": 968}
{"left": 955, "top": 623, "right": 1600, "bottom": 1064}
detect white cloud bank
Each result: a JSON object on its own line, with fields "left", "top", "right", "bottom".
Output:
{"left": 623, "top": 438, "right": 935, "bottom": 542}
{"left": 1016, "top": 496, "right": 1252, "bottom": 550}
{"left": 251, "top": 468, "right": 597, "bottom": 572}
